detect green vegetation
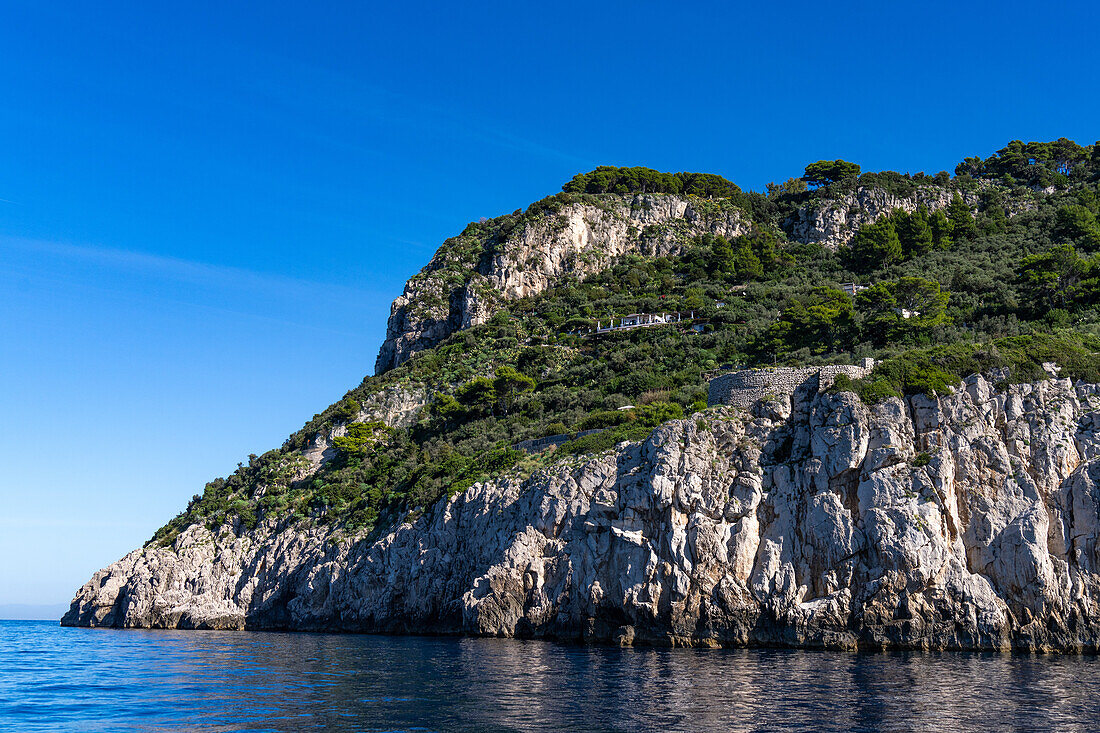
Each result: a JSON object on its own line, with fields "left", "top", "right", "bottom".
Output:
{"left": 151, "top": 138, "right": 1100, "bottom": 547}
{"left": 833, "top": 332, "right": 1100, "bottom": 402}
{"left": 842, "top": 206, "right": 956, "bottom": 273}
{"left": 562, "top": 166, "right": 742, "bottom": 197}
{"left": 803, "top": 160, "right": 861, "bottom": 187}
{"left": 956, "top": 138, "right": 1096, "bottom": 188}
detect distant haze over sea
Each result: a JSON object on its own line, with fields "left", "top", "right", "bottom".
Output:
{"left": 0, "top": 603, "right": 68, "bottom": 621}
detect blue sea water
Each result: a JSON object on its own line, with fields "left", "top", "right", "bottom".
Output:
{"left": 2, "top": 620, "right": 1100, "bottom": 732}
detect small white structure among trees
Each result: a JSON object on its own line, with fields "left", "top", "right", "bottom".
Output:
{"left": 594, "top": 312, "right": 694, "bottom": 334}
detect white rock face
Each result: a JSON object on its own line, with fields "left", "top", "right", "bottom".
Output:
{"left": 64, "top": 377, "right": 1100, "bottom": 651}
{"left": 300, "top": 385, "right": 427, "bottom": 475}
{"left": 786, "top": 186, "right": 960, "bottom": 251}
{"left": 374, "top": 194, "right": 748, "bottom": 373}
{"left": 373, "top": 185, "right": 983, "bottom": 376}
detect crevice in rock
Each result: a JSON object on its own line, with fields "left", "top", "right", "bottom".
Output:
{"left": 830, "top": 467, "right": 862, "bottom": 522}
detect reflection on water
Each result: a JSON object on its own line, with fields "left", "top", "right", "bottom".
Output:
{"left": 2, "top": 620, "right": 1099, "bottom": 732}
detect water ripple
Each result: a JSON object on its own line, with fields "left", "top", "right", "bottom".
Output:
{"left": 2, "top": 621, "right": 1099, "bottom": 731}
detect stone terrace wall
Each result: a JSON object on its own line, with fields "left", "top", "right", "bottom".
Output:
{"left": 708, "top": 359, "right": 875, "bottom": 410}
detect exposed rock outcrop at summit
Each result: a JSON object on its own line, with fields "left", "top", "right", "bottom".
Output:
{"left": 374, "top": 194, "right": 749, "bottom": 374}
{"left": 64, "top": 374, "right": 1100, "bottom": 651}
{"left": 785, "top": 185, "right": 960, "bottom": 250}
{"left": 373, "top": 185, "right": 983, "bottom": 375}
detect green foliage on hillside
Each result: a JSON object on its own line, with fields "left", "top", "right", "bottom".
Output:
{"left": 562, "top": 166, "right": 742, "bottom": 197}
{"left": 834, "top": 332, "right": 1100, "bottom": 402}
{"left": 956, "top": 138, "right": 1098, "bottom": 188}
{"left": 843, "top": 205, "right": 960, "bottom": 272}
{"left": 803, "top": 160, "right": 861, "bottom": 186}
{"left": 151, "top": 138, "right": 1100, "bottom": 548}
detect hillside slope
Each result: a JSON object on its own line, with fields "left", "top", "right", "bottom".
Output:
{"left": 65, "top": 139, "right": 1100, "bottom": 649}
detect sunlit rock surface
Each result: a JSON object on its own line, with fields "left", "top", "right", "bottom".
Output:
{"left": 375, "top": 194, "right": 749, "bottom": 373}
{"left": 65, "top": 376, "right": 1100, "bottom": 651}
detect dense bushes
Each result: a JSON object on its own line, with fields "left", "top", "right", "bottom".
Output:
{"left": 856, "top": 278, "right": 950, "bottom": 345}
{"left": 152, "top": 138, "right": 1100, "bottom": 545}
{"left": 834, "top": 332, "right": 1100, "bottom": 402}
{"left": 760, "top": 276, "right": 951, "bottom": 358}
{"left": 842, "top": 205, "right": 963, "bottom": 272}
{"left": 956, "top": 138, "right": 1098, "bottom": 187}
{"left": 559, "top": 424, "right": 651, "bottom": 456}
{"left": 562, "top": 166, "right": 742, "bottom": 197}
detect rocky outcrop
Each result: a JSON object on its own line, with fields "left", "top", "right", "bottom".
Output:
{"left": 65, "top": 375, "right": 1100, "bottom": 651}
{"left": 786, "top": 185, "right": 960, "bottom": 250}
{"left": 300, "top": 384, "right": 427, "bottom": 475}
{"left": 375, "top": 194, "right": 749, "bottom": 374}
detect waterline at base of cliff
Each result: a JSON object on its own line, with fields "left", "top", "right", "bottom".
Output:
{"left": 65, "top": 375, "right": 1100, "bottom": 653}
{"left": 14, "top": 620, "right": 1100, "bottom": 732}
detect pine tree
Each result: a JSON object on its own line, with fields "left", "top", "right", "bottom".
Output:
{"left": 846, "top": 218, "right": 902, "bottom": 271}
{"left": 946, "top": 195, "right": 977, "bottom": 240}
{"left": 929, "top": 210, "right": 952, "bottom": 250}
{"left": 896, "top": 207, "right": 934, "bottom": 256}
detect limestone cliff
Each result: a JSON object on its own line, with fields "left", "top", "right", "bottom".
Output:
{"left": 374, "top": 184, "right": 992, "bottom": 374}
{"left": 300, "top": 384, "right": 428, "bottom": 474}
{"left": 374, "top": 194, "right": 749, "bottom": 374}
{"left": 785, "top": 185, "right": 959, "bottom": 250}
{"left": 64, "top": 374, "right": 1100, "bottom": 652}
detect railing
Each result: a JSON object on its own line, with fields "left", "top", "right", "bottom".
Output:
{"left": 591, "top": 312, "right": 694, "bottom": 335}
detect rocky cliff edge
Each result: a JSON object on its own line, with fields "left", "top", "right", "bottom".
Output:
{"left": 64, "top": 373, "right": 1100, "bottom": 652}
{"left": 375, "top": 194, "right": 750, "bottom": 374}
{"left": 374, "top": 185, "right": 978, "bottom": 375}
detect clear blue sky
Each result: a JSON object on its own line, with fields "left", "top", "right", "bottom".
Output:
{"left": 1, "top": 0, "right": 1097, "bottom": 616}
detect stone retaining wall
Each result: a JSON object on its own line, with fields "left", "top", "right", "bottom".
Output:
{"left": 708, "top": 359, "right": 875, "bottom": 410}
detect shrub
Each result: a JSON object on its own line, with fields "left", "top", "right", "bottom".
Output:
{"left": 832, "top": 373, "right": 901, "bottom": 403}
{"left": 576, "top": 410, "right": 632, "bottom": 431}
{"left": 835, "top": 332, "right": 1100, "bottom": 403}
{"left": 561, "top": 424, "right": 651, "bottom": 456}
{"left": 231, "top": 500, "right": 257, "bottom": 531}
{"left": 331, "top": 397, "right": 361, "bottom": 423}
{"left": 634, "top": 401, "right": 684, "bottom": 427}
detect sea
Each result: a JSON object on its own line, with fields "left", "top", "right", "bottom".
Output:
{"left": 2, "top": 619, "right": 1099, "bottom": 732}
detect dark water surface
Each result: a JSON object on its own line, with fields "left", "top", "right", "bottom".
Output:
{"left": 2, "top": 620, "right": 1099, "bottom": 732}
